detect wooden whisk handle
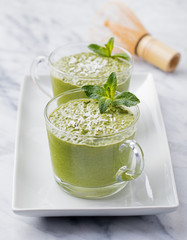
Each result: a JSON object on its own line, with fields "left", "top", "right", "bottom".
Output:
{"left": 136, "top": 35, "right": 180, "bottom": 72}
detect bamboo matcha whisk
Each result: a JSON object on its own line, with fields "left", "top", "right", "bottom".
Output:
{"left": 90, "top": 0, "right": 180, "bottom": 72}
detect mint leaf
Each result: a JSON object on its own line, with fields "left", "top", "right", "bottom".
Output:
{"left": 104, "top": 72, "right": 117, "bottom": 99}
{"left": 82, "top": 85, "right": 107, "bottom": 100}
{"left": 88, "top": 37, "right": 130, "bottom": 62}
{"left": 88, "top": 44, "right": 110, "bottom": 57}
{"left": 112, "top": 92, "right": 140, "bottom": 107}
{"left": 104, "top": 37, "right": 114, "bottom": 56}
{"left": 99, "top": 97, "right": 112, "bottom": 114}
{"left": 82, "top": 72, "right": 139, "bottom": 114}
{"left": 112, "top": 53, "right": 130, "bottom": 61}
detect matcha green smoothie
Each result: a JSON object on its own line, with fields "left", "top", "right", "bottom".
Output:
{"left": 31, "top": 38, "right": 133, "bottom": 98}
{"left": 51, "top": 52, "right": 131, "bottom": 96}
{"left": 45, "top": 72, "right": 143, "bottom": 198}
{"left": 46, "top": 98, "right": 139, "bottom": 198}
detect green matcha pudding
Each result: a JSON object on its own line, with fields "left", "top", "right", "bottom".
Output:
{"left": 45, "top": 72, "right": 143, "bottom": 199}
{"left": 51, "top": 52, "right": 131, "bottom": 96}
{"left": 46, "top": 99, "right": 138, "bottom": 198}
{"left": 31, "top": 38, "right": 133, "bottom": 98}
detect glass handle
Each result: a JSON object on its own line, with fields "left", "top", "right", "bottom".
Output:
{"left": 116, "top": 140, "right": 144, "bottom": 182}
{"left": 30, "top": 56, "right": 52, "bottom": 98}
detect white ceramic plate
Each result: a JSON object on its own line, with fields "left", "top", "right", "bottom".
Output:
{"left": 12, "top": 73, "right": 179, "bottom": 217}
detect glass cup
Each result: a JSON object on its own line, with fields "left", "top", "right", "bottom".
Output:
{"left": 44, "top": 89, "right": 144, "bottom": 199}
{"left": 31, "top": 42, "right": 133, "bottom": 98}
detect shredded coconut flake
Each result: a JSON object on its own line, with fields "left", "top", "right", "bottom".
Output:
{"left": 49, "top": 99, "right": 135, "bottom": 144}
{"left": 53, "top": 52, "right": 129, "bottom": 86}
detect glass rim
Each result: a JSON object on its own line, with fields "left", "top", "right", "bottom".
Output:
{"left": 44, "top": 89, "right": 140, "bottom": 139}
{"left": 48, "top": 42, "right": 134, "bottom": 80}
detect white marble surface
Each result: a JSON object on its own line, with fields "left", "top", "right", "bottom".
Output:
{"left": 0, "top": 0, "right": 187, "bottom": 239}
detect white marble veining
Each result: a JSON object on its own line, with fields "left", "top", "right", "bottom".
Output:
{"left": 0, "top": 0, "right": 187, "bottom": 239}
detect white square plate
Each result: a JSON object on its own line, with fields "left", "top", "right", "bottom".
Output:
{"left": 12, "top": 73, "right": 179, "bottom": 217}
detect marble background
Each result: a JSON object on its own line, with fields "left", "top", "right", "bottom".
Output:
{"left": 0, "top": 0, "right": 187, "bottom": 239}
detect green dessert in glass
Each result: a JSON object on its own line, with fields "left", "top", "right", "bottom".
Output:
{"left": 45, "top": 73, "right": 144, "bottom": 199}
{"left": 50, "top": 38, "right": 133, "bottom": 96}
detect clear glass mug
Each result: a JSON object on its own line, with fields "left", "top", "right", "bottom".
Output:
{"left": 31, "top": 42, "right": 134, "bottom": 98}
{"left": 44, "top": 89, "right": 144, "bottom": 199}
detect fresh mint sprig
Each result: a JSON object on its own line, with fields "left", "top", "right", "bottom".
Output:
{"left": 88, "top": 37, "right": 129, "bottom": 61}
{"left": 82, "top": 72, "right": 140, "bottom": 114}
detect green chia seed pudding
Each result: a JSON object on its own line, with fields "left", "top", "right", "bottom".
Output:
{"left": 47, "top": 99, "right": 136, "bottom": 190}
{"left": 51, "top": 52, "right": 131, "bottom": 96}
{"left": 49, "top": 99, "right": 135, "bottom": 140}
